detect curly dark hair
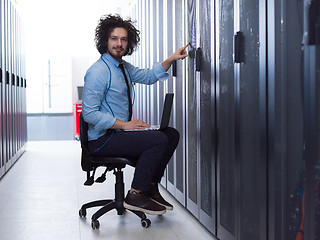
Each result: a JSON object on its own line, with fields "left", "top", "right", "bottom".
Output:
{"left": 95, "top": 14, "right": 140, "bottom": 55}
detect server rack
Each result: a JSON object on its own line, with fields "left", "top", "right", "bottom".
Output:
{"left": 4, "top": 0, "right": 10, "bottom": 172}
{"left": 166, "top": 0, "right": 187, "bottom": 205}
{"left": 129, "top": 0, "right": 318, "bottom": 239}
{"left": 303, "top": 1, "right": 320, "bottom": 239}
{"left": 0, "top": 0, "right": 26, "bottom": 179}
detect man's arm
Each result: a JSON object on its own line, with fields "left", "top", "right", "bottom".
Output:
{"left": 161, "top": 43, "right": 189, "bottom": 72}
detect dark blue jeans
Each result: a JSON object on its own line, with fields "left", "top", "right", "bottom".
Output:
{"left": 88, "top": 127, "right": 180, "bottom": 191}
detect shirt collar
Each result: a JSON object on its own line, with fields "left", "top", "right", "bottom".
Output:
{"left": 101, "top": 53, "right": 125, "bottom": 67}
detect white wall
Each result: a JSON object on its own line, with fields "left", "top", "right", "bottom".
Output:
{"left": 17, "top": 0, "right": 132, "bottom": 113}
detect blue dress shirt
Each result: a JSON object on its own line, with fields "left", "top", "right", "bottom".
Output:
{"left": 82, "top": 53, "right": 169, "bottom": 140}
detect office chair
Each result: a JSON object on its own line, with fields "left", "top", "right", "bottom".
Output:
{"left": 78, "top": 113, "right": 151, "bottom": 229}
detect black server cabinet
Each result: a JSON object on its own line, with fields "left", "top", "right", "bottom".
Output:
{"left": 216, "top": 0, "right": 236, "bottom": 238}
{"left": 185, "top": 0, "right": 216, "bottom": 234}
{"left": 303, "top": 1, "right": 320, "bottom": 239}
{"left": 166, "top": 0, "right": 186, "bottom": 205}
{"left": 198, "top": 0, "right": 216, "bottom": 233}
{"left": 11, "top": 4, "right": 16, "bottom": 163}
{"left": 130, "top": 1, "right": 320, "bottom": 239}
{"left": 267, "top": 0, "right": 305, "bottom": 239}
{"left": 173, "top": 0, "right": 186, "bottom": 204}
{"left": 237, "top": 0, "right": 267, "bottom": 239}
{"left": 216, "top": 0, "right": 267, "bottom": 239}
{"left": 7, "top": 0, "right": 12, "bottom": 167}
{"left": 4, "top": 0, "right": 10, "bottom": 171}
{"left": 0, "top": 0, "right": 26, "bottom": 179}
{"left": 186, "top": 0, "right": 198, "bottom": 217}
{"left": 165, "top": 0, "right": 175, "bottom": 191}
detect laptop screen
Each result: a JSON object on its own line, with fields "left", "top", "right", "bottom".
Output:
{"left": 159, "top": 93, "right": 174, "bottom": 130}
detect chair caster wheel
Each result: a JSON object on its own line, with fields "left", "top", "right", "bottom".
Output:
{"left": 141, "top": 218, "right": 151, "bottom": 228}
{"left": 79, "top": 208, "right": 87, "bottom": 218}
{"left": 91, "top": 220, "right": 100, "bottom": 230}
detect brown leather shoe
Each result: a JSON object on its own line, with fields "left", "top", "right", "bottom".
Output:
{"left": 124, "top": 191, "right": 166, "bottom": 215}
{"left": 146, "top": 184, "right": 173, "bottom": 210}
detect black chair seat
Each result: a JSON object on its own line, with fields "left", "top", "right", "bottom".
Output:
{"left": 89, "top": 156, "right": 137, "bottom": 167}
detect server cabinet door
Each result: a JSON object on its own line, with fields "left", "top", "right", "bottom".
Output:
{"left": 198, "top": 0, "right": 216, "bottom": 234}
{"left": 186, "top": 0, "right": 216, "bottom": 232}
{"left": 216, "top": 0, "right": 236, "bottom": 239}
{"left": 237, "top": 0, "right": 267, "bottom": 239}
{"left": 166, "top": 0, "right": 176, "bottom": 193}
{"left": 267, "top": 0, "right": 305, "bottom": 239}
{"left": 167, "top": 0, "right": 186, "bottom": 204}
{"left": 216, "top": 0, "right": 267, "bottom": 239}
{"left": 186, "top": 0, "right": 199, "bottom": 216}
{"left": 303, "top": 0, "right": 320, "bottom": 239}
{"left": 4, "top": 0, "right": 12, "bottom": 170}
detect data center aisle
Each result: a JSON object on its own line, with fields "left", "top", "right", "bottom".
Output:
{"left": 0, "top": 141, "right": 215, "bottom": 240}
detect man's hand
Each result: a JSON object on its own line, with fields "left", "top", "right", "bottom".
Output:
{"left": 111, "top": 119, "right": 150, "bottom": 130}
{"left": 162, "top": 43, "right": 189, "bottom": 71}
{"left": 124, "top": 119, "right": 150, "bottom": 130}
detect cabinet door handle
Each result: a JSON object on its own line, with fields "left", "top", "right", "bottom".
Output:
{"left": 6, "top": 71, "right": 9, "bottom": 84}
{"left": 12, "top": 73, "right": 15, "bottom": 86}
{"left": 196, "top": 47, "right": 202, "bottom": 71}
{"left": 234, "top": 31, "right": 245, "bottom": 63}
{"left": 172, "top": 60, "right": 177, "bottom": 77}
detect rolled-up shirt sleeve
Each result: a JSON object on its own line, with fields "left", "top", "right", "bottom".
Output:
{"left": 82, "top": 67, "right": 116, "bottom": 138}
{"left": 152, "top": 62, "right": 169, "bottom": 81}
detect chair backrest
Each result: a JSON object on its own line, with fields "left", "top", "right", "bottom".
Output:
{"left": 80, "top": 112, "right": 93, "bottom": 172}
{"left": 80, "top": 112, "right": 89, "bottom": 150}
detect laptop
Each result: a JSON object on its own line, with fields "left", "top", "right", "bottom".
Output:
{"left": 125, "top": 93, "right": 174, "bottom": 131}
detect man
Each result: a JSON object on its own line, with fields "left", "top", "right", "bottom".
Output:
{"left": 82, "top": 14, "right": 188, "bottom": 216}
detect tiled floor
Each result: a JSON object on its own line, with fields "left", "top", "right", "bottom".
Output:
{"left": 0, "top": 141, "right": 215, "bottom": 240}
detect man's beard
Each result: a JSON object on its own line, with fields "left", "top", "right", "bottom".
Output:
{"left": 109, "top": 51, "right": 122, "bottom": 60}
{"left": 107, "top": 47, "right": 128, "bottom": 61}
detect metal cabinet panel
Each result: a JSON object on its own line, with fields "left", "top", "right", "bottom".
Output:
{"left": 216, "top": 0, "right": 236, "bottom": 238}
{"left": 217, "top": 0, "right": 267, "bottom": 239}
{"left": 302, "top": 1, "right": 320, "bottom": 239}
{"left": 172, "top": 0, "right": 186, "bottom": 204}
{"left": 166, "top": 0, "right": 175, "bottom": 188}
{"left": 4, "top": 0, "right": 11, "bottom": 170}
{"left": 267, "top": 0, "right": 305, "bottom": 239}
{"left": 185, "top": 0, "right": 216, "bottom": 233}
{"left": 186, "top": 0, "right": 198, "bottom": 215}
{"left": 0, "top": 0, "right": 26, "bottom": 179}
{"left": 237, "top": 0, "right": 267, "bottom": 239}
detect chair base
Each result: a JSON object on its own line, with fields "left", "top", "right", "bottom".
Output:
{"left": 79, "top": 168, "right": 151, "bottom": 229}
